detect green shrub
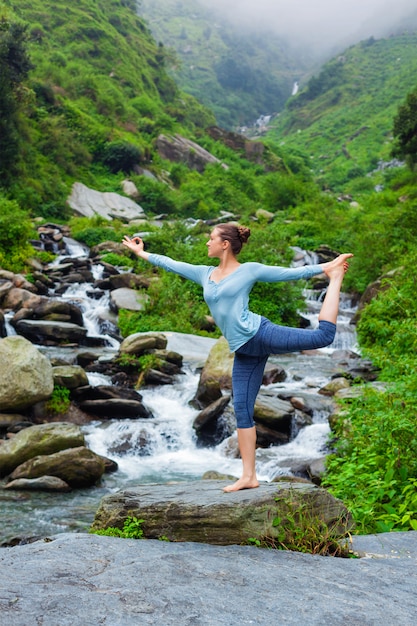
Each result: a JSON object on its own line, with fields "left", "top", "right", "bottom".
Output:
{"left": 324, "top": 254, "right": 417, "bottom": 533}
{"left": 100, "top": 140, "right": 142, "bottom": 174}
{"left": 0, "top": 196, "right": 34, "bottom": 271}
{"left": 45, "top": 385, "right": 71, "bottom": 414}
{"left": 90, "top": 516, "right": 145, "bottom": 539}
{"left": 248, "top": 490, "right": 352, "bottom": 556}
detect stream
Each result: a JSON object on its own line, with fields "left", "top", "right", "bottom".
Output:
{"left": 0, "top": 240, "right": 358, "bottom": 544}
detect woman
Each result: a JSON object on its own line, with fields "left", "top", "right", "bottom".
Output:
{"left": 122, "top": 224, "right": 353, "bottom": 492}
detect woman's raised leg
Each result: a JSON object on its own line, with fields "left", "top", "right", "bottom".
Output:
{"left": 318, "top": 253, "right": 353, "bottom": 324}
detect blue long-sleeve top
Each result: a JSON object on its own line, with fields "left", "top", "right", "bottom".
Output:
{"left": 148, "top": 253, "right": 324, "bottom": 352}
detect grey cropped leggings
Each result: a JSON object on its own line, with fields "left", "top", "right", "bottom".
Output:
{"left": 232, "top": 317, "right": 336, "bottom": 429}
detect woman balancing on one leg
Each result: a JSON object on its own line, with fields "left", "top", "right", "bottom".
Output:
{"left": 122, "top": 224, "right": 353, "bottom": 493}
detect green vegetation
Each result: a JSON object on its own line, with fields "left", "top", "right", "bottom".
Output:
{"left": 0, "top": 0, "right": 214, "bottom": 217}
{"left": 45, "top": 385, "right": 71, "bottom": 414}
{"left": 247, "top": 491, "right": 352, "bottom": 557}
{"left": 90, "top": 516, "right": 145, "bottom": 539}
{"left": 392, "top": 84, "right": 417, "bottom": 168}
{"left": 0, "top": 196, "right": 35, "bottom": 271}
{"left": 324, "top": 257, "right": 417, "bottom": 533}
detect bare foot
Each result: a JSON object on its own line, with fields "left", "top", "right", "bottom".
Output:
{"left": 223, "top": 477, "right": 259, "bottom": 492}
{"left": 324, "top": 253, "right": 353, "bottom": 279}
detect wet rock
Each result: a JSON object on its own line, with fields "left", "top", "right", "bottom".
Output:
{"left": 193, "top": 395, "right": 231, "bottom": 433}
{"left": 14, "top": 319, "right": 88, "bottom": 345}
{"left": 72, "top": 385, "right": 152, "bottom": 420}
{"left": 107, "top": 430, "right": 154, "bottom": 457}
{"left": 319, "top": 377, "right": 351, "bottom": 396}
{"left": 5, "top": 475, "right": 71, "bottom": 492}
{"left": 52, "top": 365, "right": 89, "bottom": 389}
{"left": 79, "top": 398, "right": 152, "bottom": 419}
{"left": 0, "top": 422, "right": 85, "bottom": 477}
{"left": 0, "top": 336, "right": 54, "bottom": 412}
{"left": 193, "top": 395, "right": 233, "bottom": 446}
{"left": 142, "top": 369, "right": 175, "bottom": 386}
{"left": 11, "top": 299, "right": 84, "bottom": 327}
{"left": 107, "top": 273, "right": 151, "bottom": 290}
{"left": 254, "top": 392, "right": 294, "bottom": 436}
{"left": 9, "top": 446, "right": 106, "bottom": 488}
{"left": 119, "top": 332, "right": 168, "bottom": 355}
{"left": 255, "top": 423, "right": 290, "bottom": 447}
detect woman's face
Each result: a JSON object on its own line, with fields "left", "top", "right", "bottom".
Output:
{"left": 206, "top": 229, "right": 225, "bottom": 258}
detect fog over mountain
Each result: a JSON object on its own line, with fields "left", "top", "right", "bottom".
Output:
{"left": 199, "top": 0, "right": 417, "bottom": 57}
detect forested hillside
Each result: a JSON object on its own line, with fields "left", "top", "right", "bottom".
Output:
{"left": 138, "top": 0, "right": 310, "bottom": 128}
{"left": 0, "top": 0, "right": 214, "bottom": 215}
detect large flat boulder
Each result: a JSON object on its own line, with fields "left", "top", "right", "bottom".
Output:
{"left": 0, "top": 532, "right": 416, "bottom": 625}
{"left": 91, "top": 480, "right": 352, "bottom": 546}
{"left": 67, "top": 182, "right": 146, "bottom": 221}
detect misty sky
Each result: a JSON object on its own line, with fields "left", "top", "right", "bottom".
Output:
{"left": 199, "top": 0, "right": 416, "bottom": 54}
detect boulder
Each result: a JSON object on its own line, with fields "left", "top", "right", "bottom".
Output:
{"left": 109, "top": 288, "right": 149, "bottom": 312}
{"left": 1, "top": 287, "right": 43, "bottom": 311}
{"left": 11, "top": 300, "right": 84, "bottom": 327}
{"left": 14, "top": 319, "right": 88, "bottom": 345}
{"left": 193, "top": 337, "right": 233, "bottom": 408}
{"left": 9, "top": 446, "right": 106, "bottom": 488}
{"left": 319, "top": 377, "right": 351, "bottom": 396}
{"left": 254, "top": 392, "right": 294, "bottom": 435}
{"left": 0, "top": 336, "right": 54, "bottom": 412}
{"left": 52, "top": 365, "right": 89, "bottom": 390}
{"left": 72, "top": 385, "right": 152, "bottom": 420}
{"left": 78, "top": 398, "right": 152, "bottom": 419}
{"left": 107, "top": 273, "right": 150, "bottom": 290}
{"left": 193, "top": 395, "right": 233, "bottom": 446}
{"left": 156, "top": 133, "right": 226, "bottom": 173}
{"left": 91, "top": 480, "right": 353, "bottom": 546}
{"left": 67, "top": 182, "right": 146, "bottom": 221}
{"left": 194, "top": 337, "right": 287, "bottom": 408}
{"left": 0, "top": 422, "right": 85, "bottom": 477}
{"left": 5, "top": 475, "right": 71, "bottom": 492}
{"left": 119, "top": 332, "right": 168, "bottom": 355}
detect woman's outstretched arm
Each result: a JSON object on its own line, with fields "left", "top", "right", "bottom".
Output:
{"left": 122, "top": 235, "right": 208, "bottom": 285}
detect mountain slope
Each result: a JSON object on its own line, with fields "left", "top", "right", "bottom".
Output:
{"left": 265, "top": 33, "right": 417, "bottom": 191}
{"left": 138, "top": 0, "right": 310, "bottom": 129}
{"left": 1, "top": 0, "right": 214, "bottom": 213}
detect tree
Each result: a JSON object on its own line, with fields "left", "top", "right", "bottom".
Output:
{"left": 0, "top": 18, "right": 32, "bottom": 179}
{"left": 392, "top": 86, "right": 417, "bottom": 168}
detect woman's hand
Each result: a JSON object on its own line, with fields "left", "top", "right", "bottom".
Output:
{"left": 122, "top": 235, "right": 149, "bottom": 260}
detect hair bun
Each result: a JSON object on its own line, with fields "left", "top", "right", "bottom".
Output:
{"left": 237, "top": 226, "right": 251, "bottom": 243}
